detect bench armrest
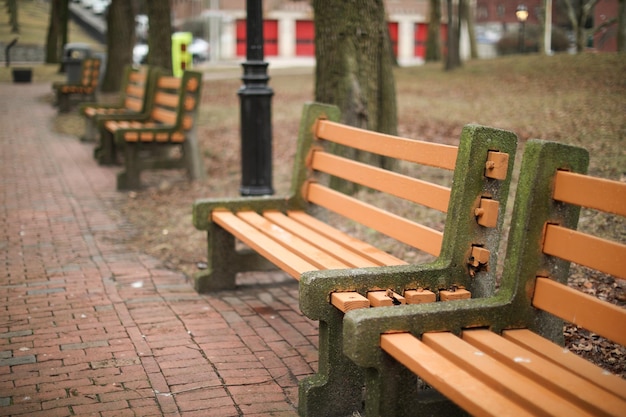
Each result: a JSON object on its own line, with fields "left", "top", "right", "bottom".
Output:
{"left": 342, "top": 294, "right": 513, "bottom": 368}
{"left": 192, "top": 194, "right": 304, "bottom": 230}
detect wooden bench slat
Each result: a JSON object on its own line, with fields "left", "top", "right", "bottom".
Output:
{"left": 124, "top": 97, "right": 143, "bottom": 112}
{"left": 151, "top": 107, "right": 178, "bottom": 125}
{"left": 262, "top": 211, "right": 380, "bottom": 268}
{"left": 310, "top": 151, "right": 451, "bottom": 212}
{"left": 306, "top": 183, "right": 443, "bottom": 256}
{"left": 532, "top": 278, "right": 626, "bottom": 345}
{"left": 543, "top": 224, "right": 626, "bottom": 279}
{"left": 331, "top": 292, "right": 370, "bottom": 312}
{"left": 503, "top": 329, "right": 626, "bottom": 401}
{"left": 125, "top": 84, "right": 146, "bottom": 99}
{"left": 315, "top": 120, "right": 459, "bottom": 170}
{"left": 286, "top": 211, "right": 407, "bottom": 266}
{"left": 157, "top": 76, "right": 182, "bottom": 90}
{"left": 235, "top": 211, "right": 351, "bottom": 270}
{"left": 211, "top": 211, "right": 316, "bottom": 279}
{"left": 554, "top": 170, "right": 626, "bottom": 216}
{"left": 422, "top": 332, "right": 596, "bottom": 417}
{"left": 380, "top": 333, "right": 536, "bottom": 417}
{"left": 463, "top": 329, "right": 626, "bottom": 417}
{"left": 153, "top": 91, "right": 181, "bottom": 110}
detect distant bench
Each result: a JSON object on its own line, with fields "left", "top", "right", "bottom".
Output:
{"left": 340, "top": 139, "right": 626, "bottom": 417}
{"left": 79, "top": 65, "right": 156, "bottom": 142}
{"left": 52, "top": 57, "right": 101, "bottom": 113}
{"left": 193, "top": 102, "right": 518, "bottom": 416}
{"left": 96, "top": 70, "right": 205, "bottom": 190}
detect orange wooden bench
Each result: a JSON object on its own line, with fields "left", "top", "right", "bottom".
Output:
{"left": 342, "top": 139, "right": 626, "bottom": 417}
{"left": 53, "top": 57, "right": 101, "bottom": 113}
{"left": 96, "top": 70, "right": 205, "bottom": 190}
{"left": 193, "top": 102, "right": 519, "bottom": 416}
{"left": 79, "top": 65, "right": 157, "bottom": 142}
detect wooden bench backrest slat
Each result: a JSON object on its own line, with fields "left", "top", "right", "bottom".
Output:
{"left": 125, "top": 84, "right": 146, "bottom": 100}
{"left": 212, "top": 210, "right": 315, "bottom": 278}
{"left": 554, "top": 170, "right": 626, "bottom": 216}
{"left": 306, "top": 183, "right": 443, "bottom": 256}
{"left": 310, "top": 151, "right": 451, "bottom": 212}
{"left": 153, "top": 91, "right": 180, "bottom": 110}
{"left": 151, "top": 107, "right": 178, "bottom": 125}
{"left": 543, "top": 224, "right": 626, "bottom": 279}
{"left": 128, "top": 71, "right": 146, "bottom": 83}
{"left": 532, "top": 278, "right": 626, "bottom": 345}
{"left": 504, "top": 329, "right": 626, "bottom": 400}
{"left": 463, "top": 329, "right": 626, "bottom": 417}
{"left": 287, "top": 211, "right": 407, "bottom": 266}
{"left": 316, "top": 120, "right": 458, "bottom": 169}
{"left": 124, "top": 97, "right": 144, "bottom": 112}
{"left": 157, "top": 76, "right": 182, "bottom": 90}
{"left": 380, "top": 333, "right": 536, "bottom": 417}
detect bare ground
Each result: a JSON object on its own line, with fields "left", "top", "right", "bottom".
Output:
{"left": 54, "top": 53, "right": 626, "bottom": 377}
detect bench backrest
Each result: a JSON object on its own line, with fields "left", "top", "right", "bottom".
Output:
{"left": 120, "top": 65, "right": 153, "bottom": 113}
{"left": 149, "top": 71, "right": 202, "bottom": 141}
{"left": 79, "top": 58, "right": 101, "bottom": 89}
{"left": 502, "top": 139, "right": 626, "bottom": 344}
{"left": 293, "top": 103, "right": 517, "bottom": 297}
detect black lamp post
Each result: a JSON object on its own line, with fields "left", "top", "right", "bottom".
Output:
{"left": 516, "top": 4, "right": 529, "bottom": 53}
{"left": 238, "top": 0, "right": 274, "bottom": 196}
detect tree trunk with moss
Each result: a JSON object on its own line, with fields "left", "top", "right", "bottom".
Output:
{"left": 45, "top": 0, "right": 61, "bottom": 63}
{"left": 426, "top": 0, "right": 443, "bottom": 61}
{"left": 101, "top": 0, "right": 135, "bottom": 92}
{"left": 146, "top": 0, "right": 173, "bottom": 73}
{"left": 313, "top": 0, "right": 397, "bottom": 182}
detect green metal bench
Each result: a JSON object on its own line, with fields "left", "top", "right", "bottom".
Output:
{"left": 53, "top": 57, "right": 101, "bottom": 113}
{"left": 97, "top": 70, "right": 205, "bottom": 190}
{"left": 340, "top": 139, "right": 626, "bottom": 417}
{"left": 193, "top": 102, "right": 518, "bottom": 416}
{"left": 79, "top": 65, "right": 157, "bottom": 142}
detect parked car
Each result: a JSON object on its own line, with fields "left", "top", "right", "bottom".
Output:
{"left": 133, "top": 37, "right": 210, "bottom": 65}
{"left": 91, "top": 0, "right": 110, "bottom": 15}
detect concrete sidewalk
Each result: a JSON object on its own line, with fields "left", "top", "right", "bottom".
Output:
{"left": 0, "top": 83, "right": 318, "bottom": 416}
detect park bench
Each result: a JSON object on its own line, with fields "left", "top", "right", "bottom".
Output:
{"left": 53, "top": 57, "right": 101, "bottom": 113}
{"left": 339, "top": 139, "right": 626, "bottom": 417}
{"left": 193, "top": 102, "right": 518, "bottom": 416}
{"left": 79, "top": 65, "right": 157, "bottom": 142}
{"left": 97, "top": 70, "right": 205, "bottom": 190}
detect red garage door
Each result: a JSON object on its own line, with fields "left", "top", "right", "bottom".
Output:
{"left": 415, "top": 23, "right": 449, "bottom": 59}
{"left": 236, "top": 19, "right": 279, "bottom": 57}
{"left": 388, "top": 22, "right": 399, "bottom": 57}
{"left": 296, "top": 20, "right": 315, "bottom": 56}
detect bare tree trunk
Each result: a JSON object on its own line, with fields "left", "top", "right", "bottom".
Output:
{"left": 462, "top": 0, "right": 478, "bottom": 58}
{"left": 7, "top": 0, "right": 19, "bottom": 33}
{"left": 617, "top": 0, "right": 626, "bottom": 52}
{"left": 313, "top": 0, "right": 397, "bottom": 182}
{"left": 45, "top": 0, "right": 61, "bottom": 63}
{"left": 146, "top": 0, "right": 173, "bottom": 73}
{"left": 446, "top": 0, "right": 462, "bottom": 70}
{"left": 426, "top": 0, "right": 442, "bottom": 61}
{"left": 101, "top": 0, "right": 135, "bottom": 92}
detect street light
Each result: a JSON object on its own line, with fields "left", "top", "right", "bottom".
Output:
{"left": 516, "top": 4, "right": 529, "bottom": 53}
{"left": 238, "top": 0, "right": 274, "bottom": 196}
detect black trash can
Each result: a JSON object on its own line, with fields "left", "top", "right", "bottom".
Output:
{"left": 62, "top": 43, "right": 93, "bottom": 83}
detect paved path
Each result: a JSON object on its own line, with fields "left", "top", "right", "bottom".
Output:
{"left": 0, "top": 83, "right": 318, "bottom": 416}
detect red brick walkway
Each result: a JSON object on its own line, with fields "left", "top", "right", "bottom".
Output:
{"left": 0, "top": 83, "right": 318, "bottom": 416}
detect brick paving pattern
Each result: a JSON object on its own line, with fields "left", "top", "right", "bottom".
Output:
{"left": 0, "top": 83, "right": 319, "bottom": 416}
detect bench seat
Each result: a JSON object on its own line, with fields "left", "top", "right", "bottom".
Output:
{"left": 341, "top": 139, "right": 626, "bottom": 417}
